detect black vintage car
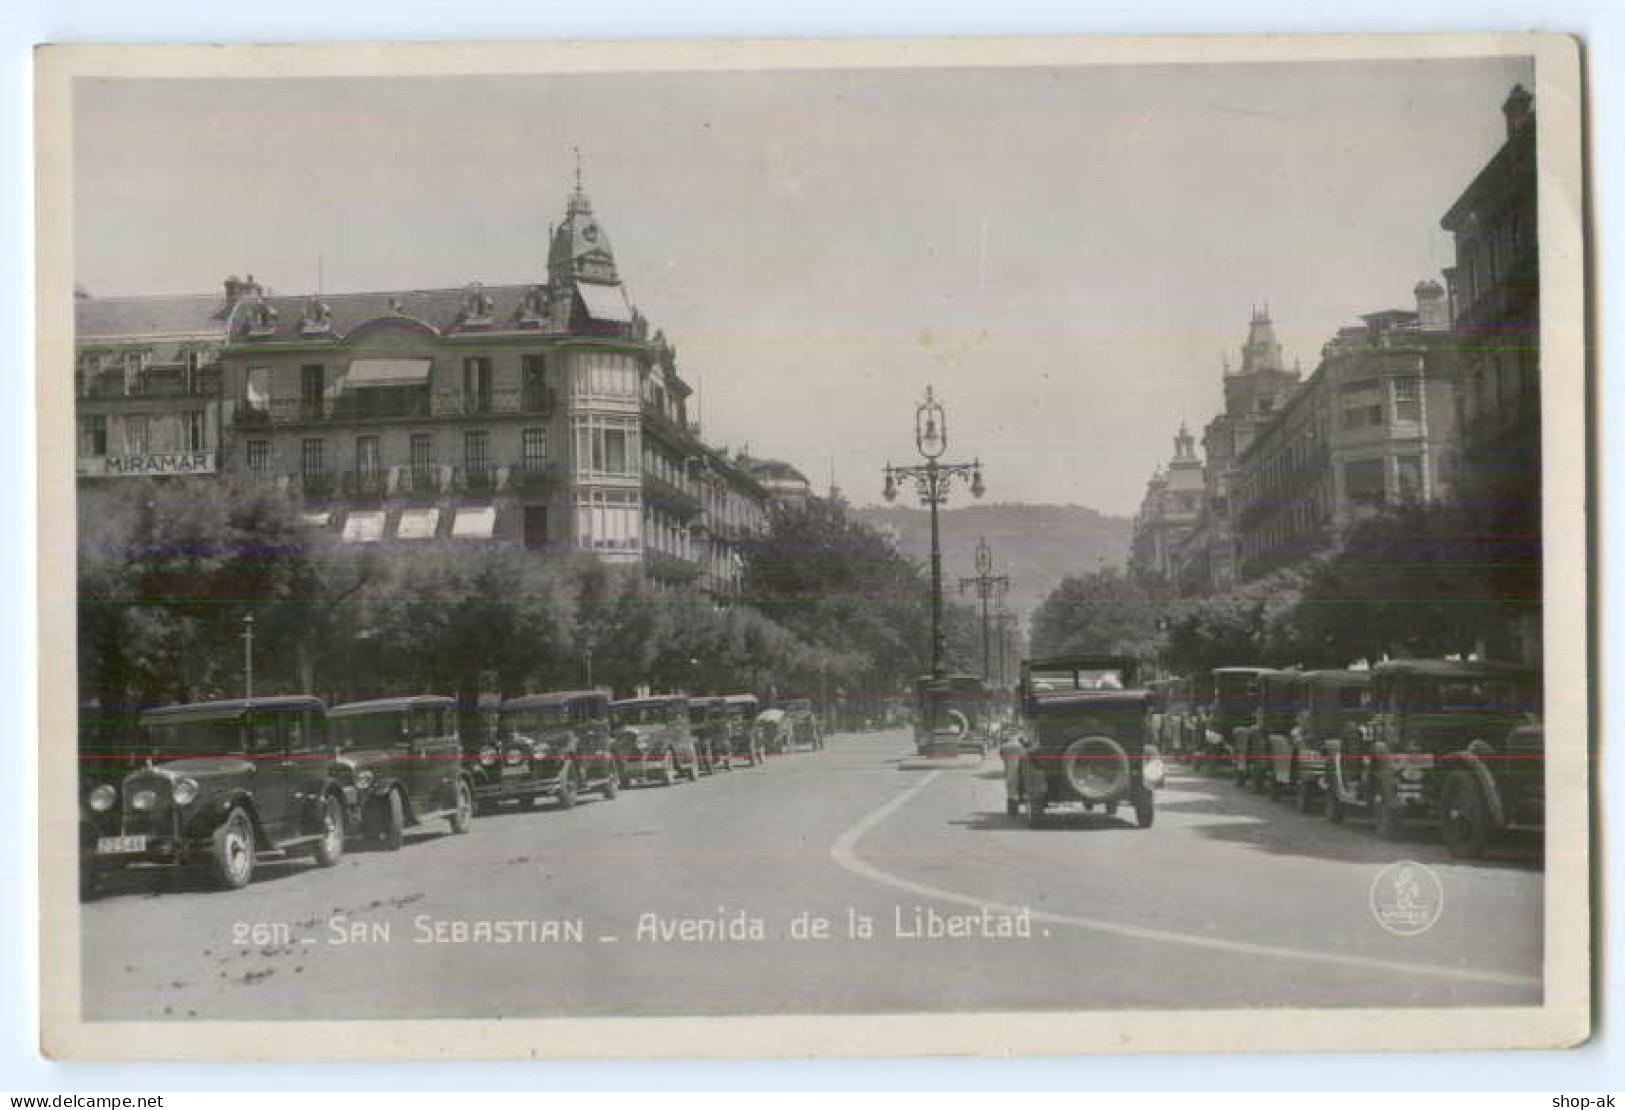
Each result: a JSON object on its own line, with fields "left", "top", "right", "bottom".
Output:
{"left": 1210, "top": 667, "right": 1276, "bottom": 780}
{"left": 1292, "top": 669, "right": 1375, "bottom": 814}
{"left": 329, "top": 695, "right": 474, "bottom": 849}
{"left": 612, "top": 695, "right": 701, "bottom": 786}
{"left": 777, "top": 698, "right": 825, "bottom": 751}
{"left": 1001, "top": 655, "right": 1164, "bottom": 829}
{"left": 912, "top": 673, "right": 992, "bottom": 756}
{"left": 1439, "top": 719, "right": 1544, "bottom": 858}
{"left": 467, "top": 690, "right": 620, "bottom": 811}
{"left": 1322, "top": 659, "right": 1540, "bottom": 844}
{"left": 692, "top": 694, "right": 763, "bottom": 770}
{"left": 1239, "top": 671, "right": 1306, "bottom": 797}
{"left": 82, "top": 696, "right": 345, "bottom": 892}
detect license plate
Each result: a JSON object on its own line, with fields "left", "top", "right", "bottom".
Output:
{"left": 501, "top": 764, "right": 529, "bottom": 779}
{"left": 97, "top": 835, "right": 148, "bottom": 854}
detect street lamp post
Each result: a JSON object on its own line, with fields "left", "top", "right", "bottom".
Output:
{"left": 241, "top": 614, "right": 255, "bottom": 703}
{"left": 882, "top": 386, "right": 985, "bottom": 679}
{"left": 959, "top": 536, "right": 1010, "bottom": 685}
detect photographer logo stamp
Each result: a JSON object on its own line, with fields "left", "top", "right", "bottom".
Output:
{"left": 1369, "top": 860, "right": 1445, "bottom": 937}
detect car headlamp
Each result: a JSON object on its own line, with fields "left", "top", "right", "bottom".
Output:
{"left": 172, "top": 777, "right": 199, "bottom": 806}
{"left": 88, "top": 784, "right": 116, "bottom": 813}
{"left": 479, "top": 747, "right": 498, "bottom": 766}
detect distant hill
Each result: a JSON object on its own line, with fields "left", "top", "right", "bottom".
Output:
{"left": 851, "top": 501, "right": 1133, "bottom": 624}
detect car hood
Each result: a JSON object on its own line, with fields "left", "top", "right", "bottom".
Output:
{"left": 140, "top": 756, "right": 256, "bottom": 780}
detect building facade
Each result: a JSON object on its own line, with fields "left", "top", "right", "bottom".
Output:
{"left": 73, "top": 179, "right": 780, "bottom": 599}
{"left": 1128, "top": 424, "right": 1205, "bottom": 581}
{"left": 1231, "top": 283, "right": 1460, "bottom": 580}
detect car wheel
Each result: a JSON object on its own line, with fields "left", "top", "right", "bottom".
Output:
{"left": 1023, "top": 793, "right": 1047, "bottom": 830}
{"left": 557, "top": 770, "right": 578, "bottom": 810}
{"left": 684, "top": 756, "right": 699, "bottom": 782}
{"left": 1295, "top": 775, "right": 1317, "bottom": 815}
{"left": 450, "top": 778, "right": 474, "bottom": 833}
{"left": 375, "top": 790, "right": 405, "bottom": 851}
{"left": 602, "top": 773, "right": 619, "bottom": 801}
{"left": 209, "top": 807, "right": 256, "bottom": 890}
{"left": 1440, "top": 767, "right": 1491, "bottom": 859}
{"left": 1324, "top": 782, "right": 1346, "bottom": 824}
{"left": 313, "top": 794, "right": 345, "bottom": 868}
{"left": 1134, "top": 791, "right": 1155, "bottom": 829}
{"left": 660, "top": 750, "right": 676, "bottom": 787}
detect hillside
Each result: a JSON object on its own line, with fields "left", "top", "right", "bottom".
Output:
{"left": 851, "top": 501, "right": 1133, "bottom": 623}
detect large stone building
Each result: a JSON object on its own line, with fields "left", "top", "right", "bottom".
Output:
{"left": 1128, "top": 424, "right": 1205, "bottom": 581}
{"left": 73, "top": 177, "right": 788, "bottom": 599}
{"left": 1231, "top": 282, "right": 1460, "bottom": 580}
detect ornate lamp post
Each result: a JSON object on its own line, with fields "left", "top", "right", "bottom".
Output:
{"left": 883, "top": 386, "right": 985, "bottom": 678}
{"left": 959, "top": 537, "right": 1010, "bottom": 685}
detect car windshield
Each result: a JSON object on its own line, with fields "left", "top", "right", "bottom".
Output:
{"left": 142, "top": 717, "right": 244, "bottom": 761}
{"left": 1422, "top": 678, "right": 1540, "bottom": 716}
{"left": 1336, "top": 686, "right": 1373, "bottom": 710}
{"left": 331, "top": 713, "right": 407, "bottom": 750}
{"left": 1030, "top": 667, "right": 1127, "bottom": 692}
{"left": 503, "top": 705, "right": 568, "bottom": 736}
{"left": 613, "top": 705, "right": 672, "bottom": 726}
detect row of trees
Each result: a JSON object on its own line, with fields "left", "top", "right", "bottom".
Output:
{"left": 78, "top": 477, "right": 982, "bottom": 753}
{"left": 1031, "top": 495, "right": 1541, "bottom": 675}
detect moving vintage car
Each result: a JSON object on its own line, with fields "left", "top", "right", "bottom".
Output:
{"left": 1001, "top": 655, "right": 1164, "bottom": 830}
{"left": 1292, "top": 669, "right": 1375, "bottom": 814}
{"left": 1207, "top": 667, "right": 1274, "bottom": 775}
{"left": 1321, "top": 659, "right": 1541, "bottom": 844}
{"left": 611, "top": 695, "right": 700, "bottom": 786}
{"left": 486, "top": 690, "right": 621, "bottom": 810}
{"left": 83, "top": 696, "right": 345, "bottom": 892}
{"left": 912, "top": 673, "right": 991, "bottom": 756}
{"left": 1238, "top": 671, "right": 1305, "bottom": 797}
{"left": 777, "top": 698, "right": 825, "bottom": 751}
{"left": 753, "top": 707, "right": 790, "bottom": 755}
{"left": 329, "top": 695, "right": 474, "bottom": 848}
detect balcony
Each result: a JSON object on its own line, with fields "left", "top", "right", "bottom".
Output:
{"left": 432, "top": 386, "right": 557, "bottom": 419}
{"left": 642, "top": 470, "right": 704, "bottom": 520}
{"left": 341, "top": 468, "right": 389, "bottom": 499}
{"left": 298, "top": 469, "right": 336, "bottom": 500}
{"left": 242, "top": 385, "right": 556, "bottom": 427}
{"left": 78, "top": 365, "right": 219, "bottom": 400}
{"left": 511, "top": 461, "right": 564, "bottom": 492}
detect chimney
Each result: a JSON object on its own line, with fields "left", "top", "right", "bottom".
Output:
{"left": 1502, "top": 84, "right": 1534, "bottom": 139}
{"left": 223, "top": 274, "right": 245, "bottom": 303}
{"left": 1415, "top": 279, "right": 1450, "bottom": 330}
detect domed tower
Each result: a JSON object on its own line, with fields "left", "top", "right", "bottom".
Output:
{"left": 547, "top": 156, "right": 628, "bottom": 327}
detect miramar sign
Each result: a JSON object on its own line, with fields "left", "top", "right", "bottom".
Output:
{"left": 78, "top": 452, "right": 217, "bottom": 478}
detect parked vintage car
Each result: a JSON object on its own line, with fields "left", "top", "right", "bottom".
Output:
{"left": 692, "top": 694, "right": 763, "bottom": 769}
{"left": 1239, "top": 671, "right": 1305, "bottom": 796}
{"left": 778, "top": 698, "right": 825, "bottom": 751}
{"left": 1321, "top": 659, "right": 1540, "bottom": 843}
{"left": 489, "top": 690, "right": 620, "bottom": 809}
{"left": 1292, "top": 669, "right": 1375, "bottom": 813}
{"left": 1001, "top": 654, "right": 1164, "bottom": 829}
{"left": 611, "top": 695, "right": 700, "bottom": 786}
{"left": 754, "top": 707, "right": 790, "bottom": 755}
{"left": 329, "top": 695, "right": 473, "bottom": 849}
{"left": 83, "top": 696, "right": 345, "bottom": 892}
{"left": 1439, "top": 719, "right": 1545, "bottom": 858}
{"left": 1208, "top": 667, "right": 1274, "bottom": 775}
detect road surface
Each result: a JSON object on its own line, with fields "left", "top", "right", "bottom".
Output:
{"left": 80, "top": 728, "right": 1543, "bottom": 1020}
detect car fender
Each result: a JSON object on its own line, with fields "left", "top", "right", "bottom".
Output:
{"left": 1445, "top": 746, "right": 1507, "bottom": 830}
{"left": 186, "top": 789, "right": 265, "bottom": 847}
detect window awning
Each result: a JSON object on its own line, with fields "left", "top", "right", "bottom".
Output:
{"left": 576, "top": 282, "right": 632, "bottom": 324}
{"left": 300, "top": 511, "right": 332, "bottom": 530}
{"left": 451, "top": 505, "right": 497, "bottom": 539}
{"left": 341, "top": 510, "right": 386, "bottom": 543}
{"left": 396, "top": 506, "right": 440, "bottom": 540}
{"left": 346, "top": 359, "right": 432, "bottom": 389}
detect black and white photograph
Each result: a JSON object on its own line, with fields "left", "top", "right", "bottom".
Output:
{"left": 36, "top": 35, "right": 1588, "bottom": 1059}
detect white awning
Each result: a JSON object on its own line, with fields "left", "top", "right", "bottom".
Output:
{"left": 300, "top": 511, "right": 332, "bottom": 529}
{"left": 451, "top": 505, "right": 496, "bottom": 539}
{"left": 341, "top": 510, "right": 386, "bottom": 543}
{"left": 346, "top": 358, "right": 432, "bottom": 388}
{"left": 396, "top": 506, "right": 440, "bottom": 540}
{"left": 576, "top": 282, "right": 632, "bottom": 324}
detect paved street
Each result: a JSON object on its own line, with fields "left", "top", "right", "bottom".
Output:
{"left": 81, "top": 728, "right": 1542, "bottom": 1021}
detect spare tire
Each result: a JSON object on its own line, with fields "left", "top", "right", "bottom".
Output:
{"left": 1061, "top": 734, "right": 1130, "bottom": 802}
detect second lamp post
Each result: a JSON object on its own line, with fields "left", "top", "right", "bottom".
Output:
{"left": 883, "top": 386, "right": 985, "bottom": 678}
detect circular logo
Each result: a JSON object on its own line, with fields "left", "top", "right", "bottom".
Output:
{"left": 1369, "top": 860, "right": 1445, "bottom": 937}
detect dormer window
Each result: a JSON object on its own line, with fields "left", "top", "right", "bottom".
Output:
{"left": 244, "top": 300, "right": 279, "bottom": 338}
{"left": 457, "top": 283, "right": 495, "bottom": 327}
{"left": 299, "top": 297, "right": 332, "bottom": 334}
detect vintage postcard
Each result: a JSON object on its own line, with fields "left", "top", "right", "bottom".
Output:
{"left": 36, "top": 34, "right": 1589, "bottom": 1058}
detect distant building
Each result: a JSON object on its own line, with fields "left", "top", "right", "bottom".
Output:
{"left": 1174, "top": 307, "right": 1302, "bottom": 591}
{"left": 1129, "top": 424, "right": 1205, "bottom": 581}
{"left": 73, "top": 176, "right": 786, "bottom": 599}
{"left": 736, "top": 454, "right": 813, "bottom": 507}
{"left": 1231, "top": 283, "right": 1460, "bottom": 580}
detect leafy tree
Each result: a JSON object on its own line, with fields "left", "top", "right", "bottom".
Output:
{"left": 1029, "top": 567, "right": 1161, "bottom": 660}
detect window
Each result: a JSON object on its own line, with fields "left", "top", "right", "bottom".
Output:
{"left": 1344, "top": 459, "right": 1387, "bottom": 507}
{"left": 573, "top": 415, "right": 639, "bottom": 477}
{"left": 246, "top": 440, "right": 270, "bottom": 471}
{"left": 576, "top": 488, "right": 641, "bottom": 550}
{"left": 522, "top": 427, "right": 547, "bottom": 470}
{"left": 1392, "top": 377, "right": 1422, "bottom": 423}
{"left": 81, "top": 415, "right": 108, "bottom": 457}
{"left": 523, "top": 506, "right": 549, "bottom": 549}
{"left": 1340, "top": 380, "right": 1385, "bottom": 430}
{"left": 410, "top": 433, "right": 435, "bottom": 478}
{"left": 300, "top": 364, "right": 325, "bottom": 419}
{"left": 124, "top": 415, "right": 150, "bottom": 455}
{"left": 463, "top": 430, "right": 490, "bottom": 488}
{"left": 301, "top": 438, "right": 326, "bottom": 476}
{"left": 356, "top": 435, "right": 382, "bottom": 478}
{"left": 244, "top": 367, "right": 271, "bottom": 414}
{"left": 576, "top": 350, "right": 637, "bottom": 398}
{"left": 522, "top": 355, "right": 550, "bottom": 412}
{"left": 182, "top": 410, "right": 207, "bottom": 452}
{"left": 1396, "top": 455, "right": 1425, "bottom": 502}
{"left": 463, "top": 358, "right": 493, "bottom": 413}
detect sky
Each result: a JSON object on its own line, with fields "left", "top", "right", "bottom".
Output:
{"left": 73, "top": 55, "right": 1532, "bottom": 517}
